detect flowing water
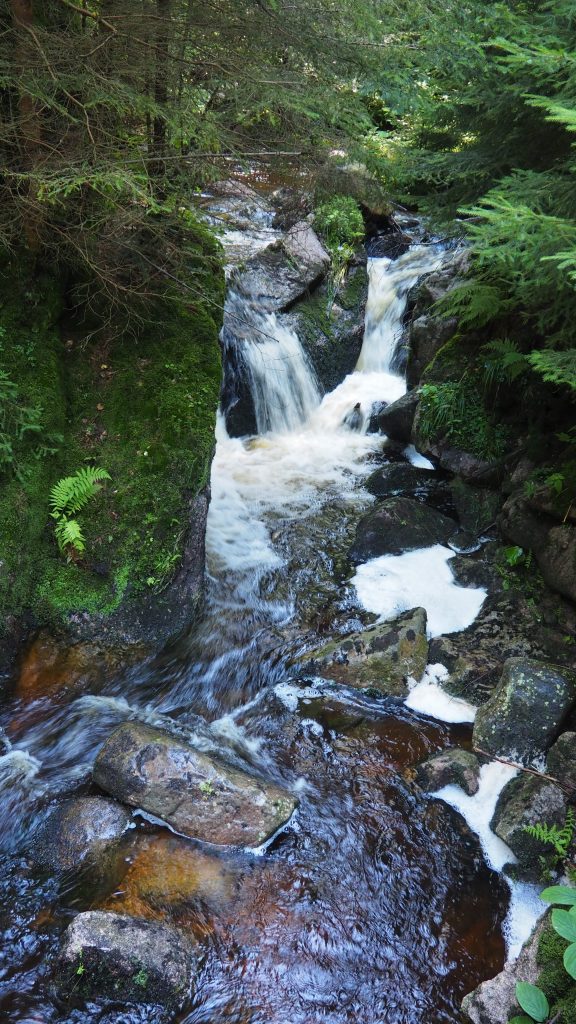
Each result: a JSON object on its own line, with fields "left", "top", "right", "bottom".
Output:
{"left": 0, "top": 211, "right": 543, "bottom": 1023}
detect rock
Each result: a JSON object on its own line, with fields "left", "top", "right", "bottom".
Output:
{"left": 417, "top": 749, "right": 480, "bottom": 796}
{"left": 364, "top": 463, "right": 436, "bottom": 498}
{"left": 377, "top": 391, "right": 420, "bottom": 443}
{"left": 500, "top": 495, "right": 576, "bottom": 603}
{"left": 271, "top": 187, "right": 313, "bottom": 230}
{"left": 93, "top": 722, "right": 297, "bottom": 846}
{"left": 231, "top": 221, "right": 329, "bottom": 313}
{"left": 349, "top": 496, "right": 456, "bottom": 563}
{"left": 366, "top": 400, "right": 388, "bottom": 433}
{"left": 462, "top": 914, "right": 548, "bottom": 1024}
{"left": 450, "top": 479, "right": 501, "bottom": 536}
{"left": 32, "top": 797, "right": 131, "bottom": 872}
{"left": 57, "top": 911, "right": 196, "bottom": 1009}
{"left": 547, "top": 732, "right": 576, "bottom": 793}
{"left": 472, "top": 658, "right": 576, "bottom": 764}
{"left": 15, "top": 632, "right": 128, "bottom": 703}
{"left": 406, "top": 314, "right": 458, "bottom": 388}
{"left": 296, "top": 607, "right": 428, "bottom": 697}
{"left": 491, "top": 774, "right": 567, "bottom": 879}
{"left": 411, "top": 419, "right": 499, "bottom": 484}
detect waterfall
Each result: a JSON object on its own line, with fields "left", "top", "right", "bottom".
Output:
{"left": 242, "top": 314, "right": 321, "bottom": 435}
{"left": 357, "top": 246, "right": 443, "bottom": 373}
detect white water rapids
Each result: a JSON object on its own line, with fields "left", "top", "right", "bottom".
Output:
{"left": 206, "top": 235, "right": 545, "bottom": 959}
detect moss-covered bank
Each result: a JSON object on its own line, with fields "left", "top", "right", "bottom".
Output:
{"left": 0, "top": 228, "right": 224, "bottom": 673}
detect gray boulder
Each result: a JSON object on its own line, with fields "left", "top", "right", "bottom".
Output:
{"left": 364, "top": 463, "right": 437, "bottom": 499}
{"left": 473, "top": 658, "right": 576, "bottom": 764}
{"left": 491, "top": 774, "right": 567, "bottom": 879}
{"left": 377, "top": 391, "right": 420, "bottom": 443}
{"left": 417, "top": 749, "right": 480, "bottom": 796}
{"left": 500, "top": 495, "right": 576, "bottom": 604}
{"left": 231, "top": 221, "right": 330, "bottom": 313}
{"left": 406, "top": 313, "right": 458, "bottom": 388}
{"left": 94, "top": 722, "right": 297, "bottom": 846}
{"left": 462, "top": 914, "right": 548, "bottom": 1024}
{"left": 296, "top": 607, "right": 428, "bottom": 697}
{"left": 33, "top": 797, "right": 131, "bottom": 872}
{"left": 547, "top": 732, "right": 576, "bottom": 794}
{"left": 349, "top": 495, "right": 455, "bottom": 563}
{"left": 57, "top": 911, "right": 196, "bottom": 1009}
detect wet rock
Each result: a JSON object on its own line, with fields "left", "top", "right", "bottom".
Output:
{"left": 377, "top": 390, "right": 420, "bottom": 443}
{"left": 366, "top": 400, "right": 388, "bottom": 433}
{"left": 101, "top": 833, "right": 239, "bottom": 929}
{"left": 32, "top": 797, "right": 132, "bottom": 873}
{"left": 500, "top": 495, "right": 576, "bottom": 603}
{"left": 406, "top": 314, "right": 458, "bottom": 388}
{"left": 231, "top": 221, "right": 329, "bottom": 313}
{"left": 93, "top": 722, "right": 297, "bottom": 846}
{"left": 546, "top": 732, "right": 576, "bottom": 794}
{"left": 491, "top": 774, "right": 567, "bottom": 879}
{"left": 462, "top": 914, "right": 548, "bottom": 1024}
{"left": 15, "top": 632, "right": 126, "bottom": 703}
{"left": 57, "top": 911, "right": 196, "bottom": 1009}
{"left": 411, "top": 425, "right": 499, "bottom": 484}
{"left": 472, "top": 658, "right": 576, "bottom": 764}
{"left": 364, "top": 463, "right": 436, "bottom": 499}
{"left": 296, "top": 607, "right": 428, "bottom": 697}
{"left": 349, "top": 496, "right": 456, "bottom": 563}
{"left": 417, "top": 749, "right": 480, "bottom": 796}
{"left": 271, "top": 187, "right": 312, "bottom": 230}
{"left": 450, "top": 479, "right": 501, "bottom": 536}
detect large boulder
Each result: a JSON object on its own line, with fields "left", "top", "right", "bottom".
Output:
{"left": 417, "top": 748, "right": 480, "bottom": 796}
{"left": 406, "top": 314, "right": 458, "bottom": 388}
{"left": 296, "top": 607, "right": 428, "bottom": 697}
{"left": 230, "top": 221, "right": 330, "bottom": 313}
{"left": 57, "top": 911, "right": 196, "bottom": 1009}
{"left": 472, "top": 658, "right": 576, "bottom": 764}
{"left": 364, "top": 463, "right": 437, "bottom": 499}
{"left": 349, "top": 496, "right": 455, "bottom": 563}
{"left": 93, "top": 722, "right": 297, "bottom": 847}
{"left": 490, "top": 774, "right": 567, "bottom": 879}
{"left": 462, "top": 915, "right": 548, "bottom": 1024}
{"left": 32, "top": 797, "right": 131, "bottom": 873}
{"left": 500, "top": 495, "right": 576, "bottom": 603}
{"left": 546, "top": 732, "right": 576, "bottom": 794}
{"left": 377, "top": 391, "right": 420, "bottom": 443}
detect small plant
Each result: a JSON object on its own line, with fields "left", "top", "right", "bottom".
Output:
{"left": 314, "top": 195, "right": 364, "bottom": 251}
{"left": 133, "top": 967, "right": 148, "bottom": 988}
{"left": 199, "top": 780, "right": 214, "bottom": 799}
{"left": 76, "top": 951, "right": 85, "bottom": 977}
{"left": 509, "top": 884, "right": 576, "bottom": 1024}
{"left": 49, "top": 466, "right": 111, "bottom": 559}
{"left": 524, "top": 809, "right": 575, "bottom": 863}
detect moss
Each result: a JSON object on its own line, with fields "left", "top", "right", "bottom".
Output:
{"left": 537, "top": 922, "right": 576, "bottom": 1024}
{"left": 0, "top": 220, "right": 224, "bottom": 646}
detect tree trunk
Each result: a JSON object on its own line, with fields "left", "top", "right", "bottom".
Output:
{"left": 10, "top": 0, "right": 43, "bottom": 252}
{"left": 150, "top": 0, "right": 171, "bottom": 188}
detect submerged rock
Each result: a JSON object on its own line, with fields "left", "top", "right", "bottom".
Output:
{"left": 93, "top": 722, "right": 297, "bottom": 846}
{"left": 57, "top": 911, "right": 196, "bottom": 1009}
{"left": 377, "top": 390, "right": 420, "bottom": 443}
{"left": 364, "top": 463, "right": 436, "bottom": 499}
{"left": 417, "top": 749, "right": 480, "bottom": 796}
{"left": 472, "top": 657, "right": 576, "bottom": 764}
{"left": 546, "top": 732, "right": 576, "bottom": 794}
{"left": 32, "top": 797, "right": 131, "bottom": 873}
{"left": 490, "top": 774, "right": 567, "bottom": 879}
{"left": 349, "top": 496, "right": 455, "bottom": 562}
{"left": 296, "top": 607, "right": 428, "bottom": 697}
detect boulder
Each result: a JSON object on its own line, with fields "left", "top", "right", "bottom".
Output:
{"left": 472, "top": 658, "right": 576, "bottom": 764}
{"left": 417, "top": 749, "right": 480, "bottom": 796}
{"left": 32, "top": 797, "right": 131, "bottom": 873}
{"left": 462, "top": 914, "right": 548, "bottom": 1024}
{"left": 500, "top": 495, "right": 576, "bottom": 604}
{"left": 231, "top": 221, "right": 329, "bottom": 313}
{"left": 364, "top": 463, "right": 436, "bottom": 499}
{"left": 546, "top": 732, "right": 576, "bottom": 794}
{"left": 406, "top": 314, "right": 458, "bottom": 388}
{"left": 377, "top": 391, "right": 420, "bottom": 443}
{"left": 57, "top": 911, "right": 196, "bottom": 1009}
{"left": 349, "top": 496, "right": 456, "bottom": 563}
{"left": 93, "top": 722, "right": 297, "bottom": 846}
{"left": 450, "top": 479, "right": 501, "bottom": 536}
{"left": 296, "top": 607, "right": 428, "bottom": 697}
{"left": 491, "top": 774, "right": 567, "bottom": 879}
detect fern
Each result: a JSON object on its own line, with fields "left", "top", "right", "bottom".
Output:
{"left": 524, "top": 808, "right": 576, "bottom": 859}
{"left": 482, "top": 339, "right": 529, "bottom": 388}
{"left": 49, "top": 466, "right": 110, "bottom": 558}
{"left": 528, "top": 349, "right": 576, "bottom": 393}
{"left": 433, "top": 280, "right": 505, "bottom": 329}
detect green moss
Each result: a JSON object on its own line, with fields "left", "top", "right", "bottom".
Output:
{"left": 537, "top": 922, "right": 576, "bottom": 1024}
{"left": 0, "top": 220, "right": 224, "bottom": 642}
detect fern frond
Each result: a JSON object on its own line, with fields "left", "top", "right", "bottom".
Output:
{"left": 524, "top": 809, "right": 575, "bottom": 858}
{"left": 528, "top": 349, "right": 576, "bottom": 392}
{"left": 433, "top": 281, "right": 504, "bottom": 329}
{"left": 54, "top": 517, "right": 85, "bottom": 555}
{"left": 49, "top": 466, "right": 111, "bottom": 516}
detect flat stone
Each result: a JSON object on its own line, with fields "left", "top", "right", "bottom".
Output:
{"left": 473, "top": 657, "right": 576, "bottom": 764}
{"left": 296, "top": 607, "right": 428, "bottom": 697}
{"left": 93, "top": 722, "right": 297, "bottom": 846}
{"left": 349, "top": 495, "right": 455, "bottom": 563}
{"left": 417, "top": 749, "right": 480, "bottom": 796}
{"left": 491, "top": 774, "right": 567, "bottom": 879}
{"left": 32, "top": 797, "right": 131, "bottom": 872}
{"left": 58, "top": 911, "right": 196, "bottom": 1009}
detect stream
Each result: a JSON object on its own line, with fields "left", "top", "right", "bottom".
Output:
{"left": 0, "top": 199, "right": 544, "bottom": 1023}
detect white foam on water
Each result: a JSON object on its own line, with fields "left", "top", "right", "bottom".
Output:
{"left": 352, "top": 544, "right": 486, "bottom": 638}
{"left": 406, "top": 664, "right": 477, "bottom": 723}
{"left": 434, "top": 761, "right": 546, "bottom": 960}
{"left": 0, "top": 749, "right": 41, "bottom": 788}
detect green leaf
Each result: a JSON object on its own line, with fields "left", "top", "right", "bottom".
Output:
{"left": 564, "top": 942, "right": 576, "bottom": 980}
{"left": 515, "top": 982, "right": 549, "bottom": 1022}
{"left": 552, "top": 908, "right": 576, "bottom": 942}
{"left": 540, "top": 885, "right": 576, "bottom": 906}
{"left": 508, "top": 1017, "right": 535, "bottom": 1024}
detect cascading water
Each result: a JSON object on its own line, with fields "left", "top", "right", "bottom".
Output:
{"left": 0, "top": 209, "right": 543, "bottom": 1024}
